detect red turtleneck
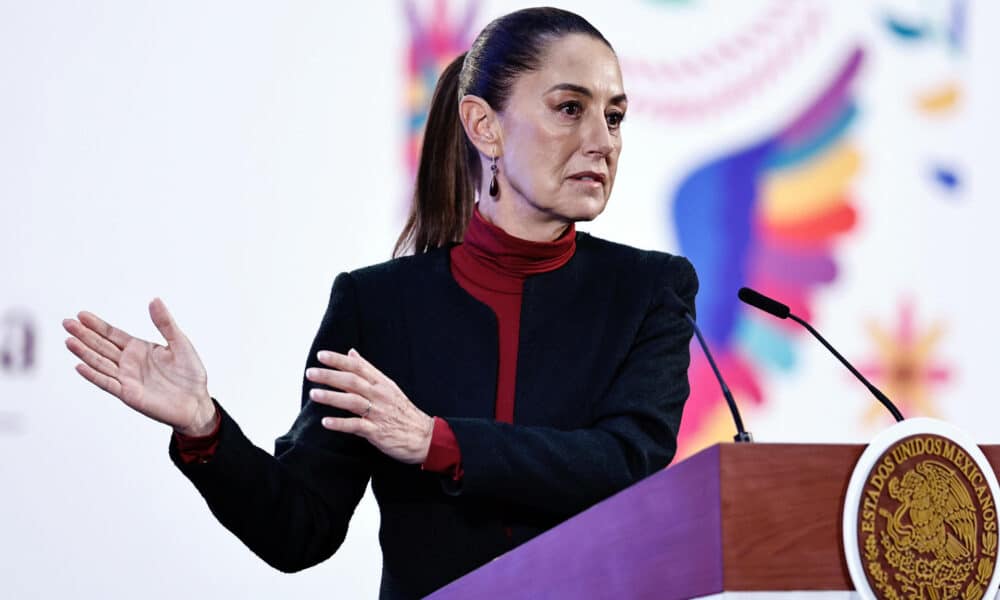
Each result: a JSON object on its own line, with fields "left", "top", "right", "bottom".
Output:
{"left": 420, "top": 208, "right": 576, "bottom": 479}
{"left": 175, "top": 208, "right": 578, "bottom": 478}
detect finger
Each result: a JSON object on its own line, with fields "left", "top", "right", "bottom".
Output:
{"left": 66, "top": 337, "right": 120, "bottom": 381}
{"left": 77, "top": 311, "right": 133, "bottom": 350}
{"left": 309, "top": 388, "right": 372, "bottom": 416}
{"left": 348, "top": 348, "right": 387, "bottom": 381}
{"left": 63, "top": 318, "right": 122, "bottom": 364}
{"left": 305, "top": 367, "right": 371, "bottom": 395}
{"left": 321, "top": 415, "right": 376, "bottom": 437}
{"left": 148, "top": 298, "right": 187, "bottom": 345}
{"left": 74, "top": 362, "right": 123, "bottom": 398}
{"left": 317, "top": 350, "right": 383, "bottom": 384}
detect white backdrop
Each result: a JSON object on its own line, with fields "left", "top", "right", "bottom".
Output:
{"left": 3, "top": 1, "right": 1000, "bottom": 598}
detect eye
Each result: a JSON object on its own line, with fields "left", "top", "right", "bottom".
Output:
{"left": 606, "top": 111, "right": 626, "bottom": 129}
{"left": 557, "top": 101, "right": 583, "bottom": 118}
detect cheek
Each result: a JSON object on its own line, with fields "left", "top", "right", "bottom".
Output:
{"left": 535, "top": 133, "right": 579, "bottom": 179}
{"left": 510, "top": 128, "right": 571, "bottom": 185}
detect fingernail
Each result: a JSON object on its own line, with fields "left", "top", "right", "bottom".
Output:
{"left": 309, "top": 388, "right": 320, "bottom": 400}
{"left": 348, "top": 348, "right": 359, "bottom": 357}
{"left": 306, "top": 368, "right": 317, "bottom": 378}
{"left": 317, "top": 350, "right": 330, "bottom": 361}
{"left": 322, "top": 417, "right": 333, "bottom": 428}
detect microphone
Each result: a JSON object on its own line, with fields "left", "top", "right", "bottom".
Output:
{"left": 670, "top": 292, "right": 753, "bottom": 442}
{"left": 737, "top": 287, "right": 904, "bottom": 422}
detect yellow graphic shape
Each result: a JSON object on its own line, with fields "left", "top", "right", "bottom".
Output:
{"left": 864, "top": 313, "right": 949, "bottom": 424}
{"left": 762, "top": 143, "right": 860, "bottom": 225}
{"left": 917, "top": 81, "right": 962, "bottom": 114}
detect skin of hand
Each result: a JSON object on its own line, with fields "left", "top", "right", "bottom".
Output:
{"left": 62, "top": 298, "right": 217, "bottom": 437}
{"left": 306, "top": 349, "right": 435, "bottom": 465}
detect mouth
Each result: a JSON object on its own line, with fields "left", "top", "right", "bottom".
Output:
{"left": 567, "top": 171, "right": 607, "bottom": 186}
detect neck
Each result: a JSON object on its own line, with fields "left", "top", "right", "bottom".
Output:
{"left": 477, "top": 195, "right": 571, "bottom": 242}
{"left": 452, "top": 206, "right": 577, "bottom": 283}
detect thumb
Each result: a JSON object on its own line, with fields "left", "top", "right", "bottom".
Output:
{"left": 148, "top": 297, "right": 186, "bottom": 345}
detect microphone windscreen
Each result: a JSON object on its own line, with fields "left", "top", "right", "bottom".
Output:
{"left": 737, "top": 287, "right": 791, "bottom": 319}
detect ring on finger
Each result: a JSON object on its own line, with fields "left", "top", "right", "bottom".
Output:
{"left": 361, "top": 399, "right": 372, "bottom": 418}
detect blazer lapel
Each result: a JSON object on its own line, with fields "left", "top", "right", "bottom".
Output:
{"left": 515, "top": 235, "right": 619, "bottom": 427}
{"left": 401, "top": 248, "right": 498, "bottom": 420}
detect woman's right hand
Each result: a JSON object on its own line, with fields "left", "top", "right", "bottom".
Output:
{"left": 63, "top": 298, "right": 217, "bottom": 437}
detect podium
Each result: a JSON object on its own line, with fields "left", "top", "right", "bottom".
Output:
{"left": 427, "top": 443, "right": 1000, "bottom": 599}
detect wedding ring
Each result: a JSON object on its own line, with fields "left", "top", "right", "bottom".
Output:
{"left": 361, "top": 399, "right": 372, "bottom": 418}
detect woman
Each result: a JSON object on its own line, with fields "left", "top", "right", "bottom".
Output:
{"left": 62, "top": 7, "right": 697, "bottom": 599}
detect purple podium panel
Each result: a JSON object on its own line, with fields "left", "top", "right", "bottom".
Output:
{"left": 427, "top": 445, "right": 726, "bottom": 600}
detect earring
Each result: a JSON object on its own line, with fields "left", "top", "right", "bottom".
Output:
{"left": 488, "top": 148, "right": 499, "bottom": 198}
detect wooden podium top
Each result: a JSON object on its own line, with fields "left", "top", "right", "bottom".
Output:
{"left": 428, "top": 443, "right": 1000, "bottom": 600}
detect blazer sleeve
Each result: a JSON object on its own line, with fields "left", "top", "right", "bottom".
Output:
{"left": 441, "top": 255, "right": 698, "bottom": 519}
{"left": 169, "top": 272, "right": 375, "bottom": 573}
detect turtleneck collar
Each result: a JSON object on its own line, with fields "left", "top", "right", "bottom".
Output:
{"left": 449, "top": 207, "right": 577, "bottom": 294}
{"left": 465, "top": 206, "right": 576, "bottom": 271}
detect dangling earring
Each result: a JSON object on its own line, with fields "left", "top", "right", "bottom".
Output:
{"left": 488, "top": 147, "right": 499, "bottom": 198}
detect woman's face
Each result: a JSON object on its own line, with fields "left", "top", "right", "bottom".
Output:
{"left": 494, "top": 34, "right": 626, "bottom": 230}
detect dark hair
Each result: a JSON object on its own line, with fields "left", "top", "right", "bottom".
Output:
{"left": 393, "top": 7, "right": 613, "bottom": 256}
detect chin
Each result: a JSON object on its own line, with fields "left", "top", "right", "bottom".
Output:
{"left": 566, "top": 196, "right": 608, "bottom": 222}
{"left": 569, "top": 211, "right": 601, "bottom": 223}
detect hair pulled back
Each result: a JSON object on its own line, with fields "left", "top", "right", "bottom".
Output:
{"left": 393, "top": 7, "right": 612, "bottom": 256}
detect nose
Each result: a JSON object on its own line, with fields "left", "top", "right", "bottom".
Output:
{"left": 583, "top": 112, "right": 614, "bottom": 158}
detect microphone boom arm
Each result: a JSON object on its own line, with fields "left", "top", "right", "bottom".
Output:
{"left": 684, "top": 313, "right": 753, "bottom": 442}
{"left": 788, "top": 313, "right": 904, "bottom": 423}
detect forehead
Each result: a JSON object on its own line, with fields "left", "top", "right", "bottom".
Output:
{"left": 519, "top": 34, "right": 623, "bottom": 96}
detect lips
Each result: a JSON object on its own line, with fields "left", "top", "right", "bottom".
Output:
{"left": 567, "top": 171, "right": 607, "bottom": 184}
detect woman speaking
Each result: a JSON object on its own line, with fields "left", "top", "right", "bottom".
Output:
{"left": 63, "top": 7, "right": 697, "bottom": 599}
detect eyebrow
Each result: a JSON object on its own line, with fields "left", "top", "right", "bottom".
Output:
{"left": 544, "top": 83, "right": 628, "bottom": 105}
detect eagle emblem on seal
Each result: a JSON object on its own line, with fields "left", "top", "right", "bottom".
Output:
{"left": 881, "top": 460, "right": 977, "bottom": 563}
{"left": 863, "top": 450, "right": 998, "bottom": 600}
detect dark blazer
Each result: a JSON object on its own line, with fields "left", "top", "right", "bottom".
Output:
{"left": 170, "top": 232, "right": 697, "bottom": 599}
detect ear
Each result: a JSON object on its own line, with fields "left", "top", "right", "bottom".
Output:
{"left": 458, "top": 94, "right": 502, "bottom": 157}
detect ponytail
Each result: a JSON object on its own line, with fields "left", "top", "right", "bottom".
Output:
{"left": 394, "top": 53, "right": 478, "bottom": 257}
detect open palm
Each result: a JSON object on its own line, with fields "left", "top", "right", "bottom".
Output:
{"left": 63, "top": 298, "right": 216, "bottom": 436}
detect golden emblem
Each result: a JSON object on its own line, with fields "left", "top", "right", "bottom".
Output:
{"left": 857, "top": 434, "right": 998, "bottom": 600}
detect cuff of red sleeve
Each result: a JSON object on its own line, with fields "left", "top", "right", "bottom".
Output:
{"left": 420, "top": 416, "right": 464, "bottom": 481}
{"left": 173, "top": 402, "right": 223, "bottom": 465}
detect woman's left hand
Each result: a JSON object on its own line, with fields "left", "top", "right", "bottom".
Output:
{"left": 306, "top": 349, "right": 434, "bottom": 465}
